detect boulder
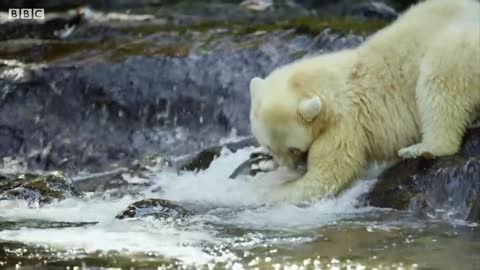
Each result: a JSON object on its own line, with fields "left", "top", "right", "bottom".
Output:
{"left": 0, "top": 171, "right": 81, "bottom": 206}
{"left": 116, "top": 198, "right": 191, "bottom": 220}
{"left": 367, "top": 127, "right": 480, "bottom": 222}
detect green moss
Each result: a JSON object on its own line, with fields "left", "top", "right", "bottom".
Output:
{"left": 0, "top": 15, "right": 387, "bottom": 64}
{"left": 0, "top": 39, "right": 192, "bottom": 64}
{"left": 44, "top": 173, "right": 68, "bottom": 183}
{"left": 120, "top": 16, "right": 387, "bottom": 37}
{"left": 234, "top": 16, "right": 388, "bottom": 36}
{"left": 24, "top": 174, "right": 67, "bottom": 200}
{"left": 0, "top": 40, "right": 114, "bottom": 63}
{"left": 110, "top": 42, "right": 190, "bottom": 61}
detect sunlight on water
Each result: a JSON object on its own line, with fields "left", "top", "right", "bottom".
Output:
{"left": 0, "top": 146, "right": 387, "bottom": 267}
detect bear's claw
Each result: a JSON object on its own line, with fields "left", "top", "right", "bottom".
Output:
{"left": 398, "top": 143, "right": 435, "bottom": 159}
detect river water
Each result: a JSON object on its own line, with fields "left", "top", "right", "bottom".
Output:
{"left": 1, "top": 146, "right": 479, "bottom": 270}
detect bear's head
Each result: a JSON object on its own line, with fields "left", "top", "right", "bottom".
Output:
{"left": 249, "top": 74, "right": 327, "bottom": 171}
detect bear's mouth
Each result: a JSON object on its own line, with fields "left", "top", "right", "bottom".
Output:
{"left": 293, "top": 151, "right": 308, "bottom": 171}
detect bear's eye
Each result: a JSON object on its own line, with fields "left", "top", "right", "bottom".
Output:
{"left": 289, "top": 147, "right": 303, "bottom": 156}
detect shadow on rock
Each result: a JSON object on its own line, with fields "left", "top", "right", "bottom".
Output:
{"left": 366, "top": 127, "right": 480, "bottom": 222}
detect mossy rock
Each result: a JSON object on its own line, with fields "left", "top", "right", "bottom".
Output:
{"left": 116, "top": 198, "right": 191, "bottom": 220}
{"left": 366, "top": 127, "right": 480, "bottom": 222}
{"left": 232, "top": 16, "right": 389, "bottom": 36}
{"left": 0, "top": 172, "right": 81, "bottom": 206}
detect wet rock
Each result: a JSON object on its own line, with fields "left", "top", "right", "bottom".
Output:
{"left": 176, "top": 137, "right": 257, "bottom": 171}
{"left": 0, "top": 171, "right": 81, "bottom": 206}
{"left": 116, "top": 198, "right": 191, "bottom": 220}
{"left": 366, "top": 128, "right": 480, "bottom": 222}
{"left": 0, "top": 3, "right": 373, "bottom": 174}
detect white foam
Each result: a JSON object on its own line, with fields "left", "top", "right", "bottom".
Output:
{"left": 147, "top": 147, "right": 291, "bottom": 207}
{"left": 0, "top": 146, "right": 382, "bottom": 264}
{"left": 0, "top": 196, "right": 133, "bottom": 223}
{"left": 0, "top": 218, "right": 219, "bottom": 265}
{"left": 227, "top": 179, "right": 377, "bottom": 230}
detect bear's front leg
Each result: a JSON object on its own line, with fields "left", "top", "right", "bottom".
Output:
{"left": 266, "top": 132, "right": 365, "bottom": 204}
{"left": 266, "top": 169, "right": 336, "bottom": 204}
{"left": 398, "top": 30, "right": 480, "bottom": 159}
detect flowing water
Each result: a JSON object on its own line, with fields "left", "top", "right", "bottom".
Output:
{"left": 1, "top": 146, "right": 480, "bottom": 270}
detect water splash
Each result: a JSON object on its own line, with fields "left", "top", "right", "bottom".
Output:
{"left": 0, "top": 146, "right": 381, "bottom": 265}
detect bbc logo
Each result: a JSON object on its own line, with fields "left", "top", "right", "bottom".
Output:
{"left": 8, "top": 9, "right": 45, "bottom": 20}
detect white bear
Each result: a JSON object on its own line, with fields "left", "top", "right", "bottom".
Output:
{"left": 249, "top": 0, "right": 480, "bottom": 203}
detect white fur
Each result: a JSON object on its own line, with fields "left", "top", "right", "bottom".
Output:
{"left": 249, "top": 77, "right": 265, "bottom": 103}
{"left": 249, "top": 0, "right": 480, "bottom": 204}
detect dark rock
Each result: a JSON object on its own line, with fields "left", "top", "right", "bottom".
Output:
{"left": 116, "top": 198, "right": 191, "bottom": 220}
{"left": 176, "top": 137, "right": 258, "bottom": 171}
{"left": 366, "top": 127, "right": 480, "bottom": 222}
{"left": 0, "top": 172, "right": 81, "bottom": 206}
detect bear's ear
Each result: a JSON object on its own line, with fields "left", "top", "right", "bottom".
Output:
{"left": 250, "top": 77, "right": 264, "bottom": 102}
{"left": 298, "top": 96, "right": 322, "bottom": 122}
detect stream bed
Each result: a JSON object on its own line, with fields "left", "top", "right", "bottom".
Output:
{"left": 1, "top": 147, "right": 480, "bottom": 270}
{"left": 1, "top": 1, "right": 480, "bottom": 269}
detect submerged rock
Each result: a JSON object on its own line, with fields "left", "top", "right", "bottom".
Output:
{"left": 0, "top": 171, "right": 80, "bottom": 206}
{"left": 367, "top": 127, "right": 480, "bottom": 222}
{"left": 116, "top": 198, "right": 191, "bottom": 220}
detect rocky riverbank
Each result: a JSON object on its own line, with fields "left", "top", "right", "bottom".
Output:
{"left": 3, "top": 0, "right": 478, "bottom": 224}
{"left": 0, "top": 1, "right": 387, "bottom": 174}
